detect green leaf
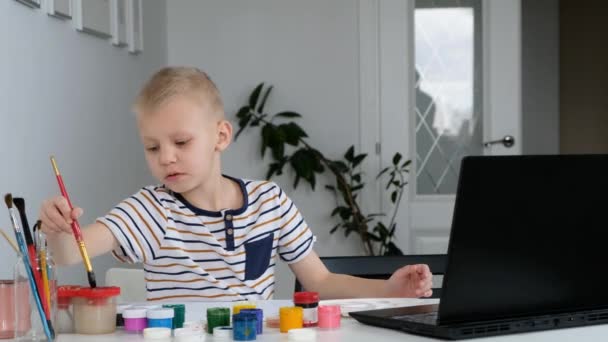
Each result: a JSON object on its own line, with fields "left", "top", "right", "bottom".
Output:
{"left": 330, "top": 161, "right": 349, "bottom": 173}
{"left": 257, "top": 85, "right": 273, "bottom": 113}
{"left": 236, "top": 105, "right": 251, "bottom": 119}
{"left": 280, "top": 122, "right": 308, "bottom": 146}
{"left": 266, "top": 162, "right": 283, "bottom": 180}
{"left": 339, "top": 208, "right": 352, "bottom": 220}
{"left": 344, "top": 145, "right": 355, "bottom": 162}
{"left": 249, "top": 83, "right": 264, "bottom": 109}
{"left": 391, "top": 191, "right": 398, "bottom": 203}
{"left": 377, "top": 167, "right": 390, "bottom": 179}
{"left": 389, "top": 223, "right": 397, "bottom": 236}
{"left": 234, "top": 115, "right": 251, "bottom": 141}
{"left": 392, "top": 153, "right": 402, "bottom": 166}
{"left": 352, "top": 174, "right": 361, "bottom": 183}
{"left": 330, "top": 224, "right": 340, "bottom": 234}
{"left": 401, "top": 159, "right": 412, "bottom": 169}
{"left": 352, "top": 154, "right": 367, "bottom": 168}
{"left": 271, "top": 143, "right": 285, "bottom": 160}
{"left": 325, "top": 185, "right": 336, "bottom": 192}
{"left": 261, "top": 124, "right": 275, "bottom": 157}
{"left": 273, "top": 111, "right": 302, "bottom": 119}
{"left": 351, "top": 184, "right": 364, "bottom": 192}
{"left": 250, "top": 114, "right": 267, "bottom": 127}
{"left": 385, "top": 242, "right": 403, "bottom": 256}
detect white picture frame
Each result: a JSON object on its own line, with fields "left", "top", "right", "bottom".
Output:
{"left": 110, "top": 0, "right": 128, "bottom": 46}
{"left": 73, "top": 0, "right": 112, "bottom": 39}
{"left": 47, "top": 0, "right": 71, "bottom": 19}
{"left": 126, "top": 0, "right": 143, "bottom": 54}
{"left": 15, "top": 0, "right": 41, "bottom": 9}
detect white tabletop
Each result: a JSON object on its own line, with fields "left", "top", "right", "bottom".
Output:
{"left": 48, "top": 299, "right": 608, "bottom": 342}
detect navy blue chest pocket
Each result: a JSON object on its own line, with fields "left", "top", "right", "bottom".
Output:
{"left": 244, "top": 233, "right": 274, "bottom": 281}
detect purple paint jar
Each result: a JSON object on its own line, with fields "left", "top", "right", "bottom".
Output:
{"left": 122, "top": 308, "right": 147, "bottom": 333}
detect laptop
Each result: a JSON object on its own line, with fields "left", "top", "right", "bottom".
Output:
{"left": 350, "top": 154, "right": 608, "bottom": 339}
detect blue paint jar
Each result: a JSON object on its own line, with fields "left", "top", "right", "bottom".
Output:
{"left": 146, "top": 308, "right": 174, "bottom": 329}
{"left": 240, "top": 308, "right": 263, "bottom": 334}
{"left": 233, "top": 312, "right": 257, "bottom": 341}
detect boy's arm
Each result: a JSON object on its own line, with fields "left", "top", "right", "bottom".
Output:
{"left": 46, "top": 222, "right": 118, "bottom": 266}
{"left": 289, "top": 251, "right": 433, "bottom": 299}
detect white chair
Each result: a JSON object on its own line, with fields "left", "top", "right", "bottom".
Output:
{"left": 105, "top": 268, "right": 146, "bottom": 303}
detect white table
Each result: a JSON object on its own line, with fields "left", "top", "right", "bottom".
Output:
{"left": 45, "top": 299, "right": 608, "bottom": 341}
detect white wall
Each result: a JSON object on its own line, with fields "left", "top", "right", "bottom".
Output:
{"left": 0, "top": 1, "right": 167, "bottom": 286}
{"left": 167, "top": 0, "right": 365, "bottom": 298}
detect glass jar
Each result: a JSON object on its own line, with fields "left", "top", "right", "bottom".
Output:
{"left": 72, "top": 286, "right": 120, "bottom": 334}
{"left": 56, "top": 285, "right": 81, "bottom": 334}
{"left": 13, "top": 253, "right": 57, "bottom": 342}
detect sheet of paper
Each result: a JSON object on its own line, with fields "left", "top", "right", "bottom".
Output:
{"left": 319, "top": 298, "right": 440, "bottom": 317}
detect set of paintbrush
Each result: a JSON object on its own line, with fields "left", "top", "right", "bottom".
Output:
{"left": 0, "top": 156, "right": 98, "bottom": 341}
{"left": 4, "top": 194, "right": 55, "bottom": 341}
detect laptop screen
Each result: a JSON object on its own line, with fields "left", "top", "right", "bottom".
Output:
{"left": 439, "top": 154, "right": 608, "bottom": 324}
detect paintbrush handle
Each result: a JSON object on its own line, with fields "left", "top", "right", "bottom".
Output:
{"left": 0, "top": 229, "right": 18, "bottom": 253}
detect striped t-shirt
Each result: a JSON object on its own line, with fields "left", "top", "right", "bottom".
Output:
{"left": 97, "top": 177, "right": 314, "bottom": 302}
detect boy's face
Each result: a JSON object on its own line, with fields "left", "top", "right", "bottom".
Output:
{"left": 137, "top": 95, "right": 231, "bottom": 194}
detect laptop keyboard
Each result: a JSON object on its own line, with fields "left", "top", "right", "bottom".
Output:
{"left": 393, "top": 311, "right": 439, "bottom": 325}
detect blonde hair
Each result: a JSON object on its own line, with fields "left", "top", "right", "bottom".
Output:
{"left": 134, "top": 66, "right": 224, "bottom": 117}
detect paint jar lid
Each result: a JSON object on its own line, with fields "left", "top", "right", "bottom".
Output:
{"left": 288, "top": 328, "right": 317, "bottom": 341}
{"left": 74, "top": 286, "right": 120, "bottom": 298}
{"left": 293, "top": 292, "right": 319, "bottom": 304}
{"left": 143, "top": 327, "right": 171, "bottom": 340}
{"left": 122, "top": 308, "right": 147, "bottom": 319}
{"left": 147, "top": 308, "right": 175, "bottom": 319}
{"left": 213, "top": 326, "right": 232, "bottom": 338}
{"left": 173, "top": 328, "right": 205, "bottom": 342}
{"left": 207, "top": 307, "right": 230, "bottom": 317}
{"left": 318, "top": 305, "right": 341, "bottom": 315}
{"left": 117, "top": 304, "right": 132, "bottom": 314}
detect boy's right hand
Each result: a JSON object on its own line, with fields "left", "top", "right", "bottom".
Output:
{"left": 39, "top": 196, "right": 83, "bottom": 234}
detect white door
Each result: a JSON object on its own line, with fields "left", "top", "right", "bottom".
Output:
{"left": 359, "top": 0, "right": 521, "bottom": 255}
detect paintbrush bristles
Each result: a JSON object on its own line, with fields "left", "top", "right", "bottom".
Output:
{"left": 13, "top": 198, "right": 33, "bottom": 245}
{"left": 4, "top": 193, "right": 13, "bottom": 209}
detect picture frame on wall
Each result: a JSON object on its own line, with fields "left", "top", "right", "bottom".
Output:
{"left": 47, "top": 0, "right": 71, "bottom": 19}
{"left": 110, "top": 0, "right": 128, "bottom": 46}
{"left": 15, "top": 0, "right": 41, "bottom": 9}
{"left": 73, "top": 0, "right": 112, "bottom": 39}
{"left": 126, "top": 0, "right": 143, "bottom": 54}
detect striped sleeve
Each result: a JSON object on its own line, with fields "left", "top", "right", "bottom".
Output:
{"left": 96, "top": 186, "right": 168, "bottom": 264}
{"left": 275, "top": 185, "right": 315, "bottom": 264}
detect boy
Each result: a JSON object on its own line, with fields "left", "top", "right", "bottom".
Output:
{"left": 40, "top": 67, "right": 433, "bottom": 301}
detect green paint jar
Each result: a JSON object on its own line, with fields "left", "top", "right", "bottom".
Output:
{"left": 207, "top": 307, "right": 230, "bottom": 334}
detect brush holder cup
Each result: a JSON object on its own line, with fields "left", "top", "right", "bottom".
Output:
{"left": 13, "top": 254, "right": 57, "bottom": 341}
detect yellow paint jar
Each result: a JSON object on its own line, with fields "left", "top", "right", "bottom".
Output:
{"left": 232, "top": 302, "right": 256, "bottom": 315}
{"left": 279, "top": 306, "right": 303, "bottom": 333}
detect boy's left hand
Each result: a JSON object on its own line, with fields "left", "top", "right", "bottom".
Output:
{"left": 384, "top": 264, "right": 433, "bottom": 298}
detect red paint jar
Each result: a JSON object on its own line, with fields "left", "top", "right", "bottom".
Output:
{"left": 293, "top": 292, "right": 319, "bottom": 327}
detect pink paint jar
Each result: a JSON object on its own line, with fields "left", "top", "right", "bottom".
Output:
{"left": 317, "top": 305, "right": 341, "bottom": 329}
{"left": 123, "top": 308, "right": 147, "bottom": 333}
{"left": 0, "top": 280, "right": 30, "bottom": 340}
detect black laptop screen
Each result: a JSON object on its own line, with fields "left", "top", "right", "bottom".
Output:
{"left": 439, "top": 154, "right": 608, "bottom": 324}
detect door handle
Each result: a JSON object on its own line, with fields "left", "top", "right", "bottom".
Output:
{"left": 483, "top": 135, "right": 515, "bottom": 148}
